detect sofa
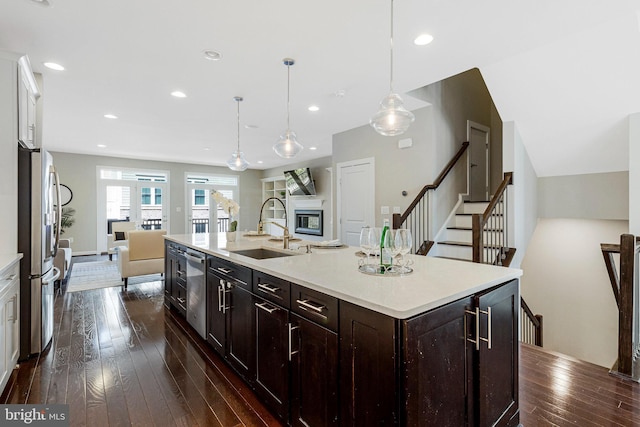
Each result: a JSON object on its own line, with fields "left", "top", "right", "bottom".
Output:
{"left": 54, "top": 238, "right": 72, "bottom": 285}
{"left": 117, "top": 229, "right": 166, "bottom": 288}
{"left": 107, "top": 221, "right": 137, "bottom": 260}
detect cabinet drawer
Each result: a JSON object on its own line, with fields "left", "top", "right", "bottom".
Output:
{"left": 291, "top": 283, "right": 338, "bottom": 332}
{"left": 253, "top": 272, "right": 290, "bottom": 309}
{"left": 207, "top": 256, "right": 252, "bottom": 290}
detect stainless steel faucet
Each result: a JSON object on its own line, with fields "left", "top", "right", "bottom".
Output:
{"left": 265, "top": 221, "right": 291, "bottom": 249}
{"left": 257, "top": 196, "right": 287, "bottom": 235}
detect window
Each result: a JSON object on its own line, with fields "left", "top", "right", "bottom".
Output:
{"left": 194, "top": 189, "right": 205, "bottom": 206}
{"left": 141, "top": 187, "right": 151, "bottom": 205}
{"left": 155, "top": 188, "right": 162, "bottom": 205}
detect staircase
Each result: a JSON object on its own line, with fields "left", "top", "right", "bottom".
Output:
{"left": 434, "top": 200, "right": 492, "bottom": 261}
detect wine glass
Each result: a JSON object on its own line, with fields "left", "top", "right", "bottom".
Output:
{"left": 383, "top": 230, "right": 402, "bottom": 273}
{"left": 395, "top": 228, "right": 413, "bottom": 273}
{"left": 359, "top": 226, "right": 376, "bottom": 273}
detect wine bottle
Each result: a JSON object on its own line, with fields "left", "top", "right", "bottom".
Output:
{"left": 380, "top": 219, "right": 392, "bottom": 270}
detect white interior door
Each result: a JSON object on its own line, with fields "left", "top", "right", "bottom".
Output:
{"left": 337, "top": 158, "right": 375, "bottom": 246}
{"left": 468, "top": 121, "right": 490, "bottom": 201}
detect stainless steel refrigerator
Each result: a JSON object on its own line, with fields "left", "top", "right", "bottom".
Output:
{"left": 18, "top": 143, "right": 61, "bottom": 360}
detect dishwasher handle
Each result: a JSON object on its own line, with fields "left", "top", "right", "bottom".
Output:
{"left": 184, "top": 252, "right": 205, "bottom": 264}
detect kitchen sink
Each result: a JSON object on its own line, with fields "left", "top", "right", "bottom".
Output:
{"left": 230, "top": 248, "right": 297, "bottom": 260}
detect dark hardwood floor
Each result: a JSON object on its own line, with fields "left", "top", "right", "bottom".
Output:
{"left": 2, "top": 255, "right": 640, "bottom": 426}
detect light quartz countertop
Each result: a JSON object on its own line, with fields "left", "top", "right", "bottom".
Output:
{"left": 0, "top": 254, "right": 22, "bottom": 277}
{"left": 165, "top": 233, "right": 522, "bottom": 319}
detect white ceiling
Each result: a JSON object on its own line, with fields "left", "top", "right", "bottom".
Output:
{"left": 1, "top": 0, "right": 639, "bottom": 176}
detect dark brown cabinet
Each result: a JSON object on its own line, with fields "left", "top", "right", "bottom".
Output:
{"left": 165, "top": 242, "right": 186, "bottom": 316}
{"left": 341, "top": 279, "right": 519, "bottom": 427}
{"left": 206, "top": 256, "right": 254, "bottom": 382}
{"left": 290, "top": 313, "right": 338, "bottom": 426}
{"left": 254, "top": 295, "right": 290, "bottom": 422}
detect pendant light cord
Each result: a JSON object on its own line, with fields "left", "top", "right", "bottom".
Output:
{"left": 286, "top": 63, "right": 291, "bottom": 131}
{"left": 236, "top": 98, "right": 241, "bottom": 152}
{"left": 389, "top": 0, "right": 394, "bottom": 93}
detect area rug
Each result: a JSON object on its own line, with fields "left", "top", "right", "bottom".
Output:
{"left": 66, "top": 260, "right": 163, "bottom": 293}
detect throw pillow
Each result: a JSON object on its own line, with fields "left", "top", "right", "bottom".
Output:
{"left": 114, "top": 231, "right": 126, "bottom": 241}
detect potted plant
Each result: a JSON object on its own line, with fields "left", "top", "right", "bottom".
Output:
{"left": 60, "top": 206, "right": 76, "bottom": 235}
{"left": 212, "top": 191, "right": 240, "bottom": 242}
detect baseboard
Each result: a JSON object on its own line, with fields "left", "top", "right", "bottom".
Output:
{"left": 72, "top": 250, "right": 99, "bottom": 256}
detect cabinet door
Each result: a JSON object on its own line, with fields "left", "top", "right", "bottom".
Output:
{"left": 404, "top": 296, "right": 473, "bottom": 426}
{"left": 227, "top": 285, "right": 255, "bottom": 381}
{"left": 206, "top": 271, "right": 226, "bottom": 356}
{"left": 339, "top": 301, "right": 398, "bottom": 426}
{"left": 254, "top": 296, "right": 289, "bottom": 422}
{"left": 291, "top": 313, "right": 338, "bottom": 427}
{"left": 0, "top": 294, "right": 7, "bottom": 391}
{"left": 475, "top": 279, "right": 519, "bottom": 426}
{"left": 164, "top": 245, "right": 174, "bottom": 308}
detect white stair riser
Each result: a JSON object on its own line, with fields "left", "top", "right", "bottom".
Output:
{"left": 444, "top": 229, "right": 504, "bottom": 243}
{"left": 434, "top": 244, "right": 472, "bottom": 260}
{"left": 462, "top": 202, "right": 489, "bottom": 214}
{"left": 454, "top": 215, "right": 504, "bottom": 229}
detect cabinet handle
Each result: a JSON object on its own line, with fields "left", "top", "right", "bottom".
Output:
{"left": 288, "top": 323, "right": 299, "bottom": 361}
{"left": 218, "top": 283, "right": 223, "bottom": 312}
{"left": 257, "top": 282, "right": 281, "bottom": 294}
{"left": 465, "top": 306, "right": 492, "bottom": 350}
{"left": 3, "top": 274, "right": 16, "bottom": 281}
{"left": 217, "top": 267, "right": 232, "bottom": 274}
{"left": 7, "top": 295, "right": 17, "bottom": 323}
{"left": 255, "top": 301, "right": 279, "bottom": 314}
{"left": 296, "top": 299, "right": 327, "bottom": 320}
{"left": 176, "top": 270, "right": 184, "bottom": 277}
{"left": 177, "top": 297, "right": 186, "bottom": 304}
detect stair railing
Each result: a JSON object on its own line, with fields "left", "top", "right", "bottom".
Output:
{"left": 601, "top": 234, "right": 640, "bottom": 380}
{"left": 393, "top": 142, "right": 469, "bottom": 254}
{"left": 521, "top": 297, "right": 543, "bottom": 346}
{"left": 472, "top": 172, "right": 513, "bottom": 265}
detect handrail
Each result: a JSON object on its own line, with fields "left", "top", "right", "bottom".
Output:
{"left": 472, "top": 172, "right": 513, "bottom": 264}
{"left": 520, "top": 297, "right": 543, "bottom": 347}
{"left": 393, "top": 142, "right": 469, "bottom": 229}
{"left": 601, "top": 242, "right": 621, "bottom": 307}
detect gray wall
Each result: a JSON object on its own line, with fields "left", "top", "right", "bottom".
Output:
{"left": 332, "top": 68, "right": 501, "bottom": 234}
{"left": 51, "top": 152, "right": 263, "bottom": 254}
{"left": 538, "top": 171, "right": 629, "bottom": 220}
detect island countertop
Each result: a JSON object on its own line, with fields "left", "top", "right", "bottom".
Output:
{"left": 164, "top": 233, "right": 522, "bottom": 319}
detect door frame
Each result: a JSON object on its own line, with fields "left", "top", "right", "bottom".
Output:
{"left": 336, "top": 157, "right": 375, "bottom": 245}
{"left": 467, "top": 120, "right": 490, "bottom": 201}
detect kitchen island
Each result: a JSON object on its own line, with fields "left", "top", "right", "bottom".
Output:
{"left": 164, "top": 233, "right": 522, "bottom": 426}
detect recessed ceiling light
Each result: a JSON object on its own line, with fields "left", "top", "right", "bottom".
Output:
{"left": 203, "top": 147, "right": 211, "bottom": 151}
{"left": 43, "top": 62, "right": 64, "bottom": 71}
{"left": 30, "top": 0, "right": 50, "bottom": 7}
{"left": 171, "top": 91, "right": 187, "bottom": 98}
{"left": 309, "top": 146, "right": 317, "bottom": 150}
{"left": 414, "top": 34, "right": 434, "bottom": 46}
{"left": 104, "top": 114, "right": 118, "bottom": 119}
{"left": 97, "top": 144, "right": 107, "bottom": 148}
{"left": 308, "top": 105, "right": 319, "bottom": 112}
{"left": 244, "top": 124, "right": 258, "bottom": 129}
{"left": 257, "top": 160, "right": 264, "bottom": 164}
{"left": 203, "top": 50, "right": 222, "bottom": 61}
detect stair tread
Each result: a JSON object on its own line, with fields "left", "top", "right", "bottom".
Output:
{"left": 446, "top": 226, "right": 503, "bottom": 232}
{"left": 433, "top": 255, "right": 473, "bottom": 262}
{"left": 438, "top": 240, "right": 505, "bottom": 249}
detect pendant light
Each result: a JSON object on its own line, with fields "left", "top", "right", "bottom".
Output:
{"left": 370, "top": 0, "right": 415, "bottom": 136}
{"left": 226, "top": 96, "right": 249, "bottom": 171}
{"left": 273, "top": 58, "right": 303, "bottom": 158}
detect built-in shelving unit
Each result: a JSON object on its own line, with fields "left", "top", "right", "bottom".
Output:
{"left": 261, "top": 176, "right": 288, "bottom": 235}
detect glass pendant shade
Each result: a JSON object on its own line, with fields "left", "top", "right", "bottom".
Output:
{"left": 227, "top": 96, "right": 249, "bottom": 171}
{"left": 370, "top": 93, "right": 415, "bottom": 136}
{"left": 226, "top": 150, "right": 249, "bottom": 171}
{"left": 370, "top": 0, "right": 415, "bottom": 136}
{"left": 273, "top": 58, "right": 303, "bottom": 158}
{"left": 273, "top": 130, "right": 303, "bottom": 158}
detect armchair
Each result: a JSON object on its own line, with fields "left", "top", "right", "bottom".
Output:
{"left": 117, "top": 229, "right": 166, "bottom": 288}
{"left": 107, "top": 221, "right": 137, "bottom": 260}
{"left": 54, "top": 239, "right": 72, "bottom": 285}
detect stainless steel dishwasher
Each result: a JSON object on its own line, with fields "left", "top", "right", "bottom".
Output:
{"left": 185, "top": 250, "right": 206, "bottom": 339}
